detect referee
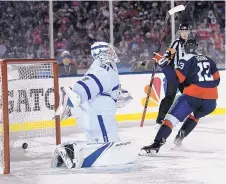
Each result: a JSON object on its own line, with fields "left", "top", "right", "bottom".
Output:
{"left": 156, "top": 23, "right": 190, "bottom": 125}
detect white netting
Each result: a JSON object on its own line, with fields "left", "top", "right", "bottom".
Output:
{"left": 0, "top": 61, "right": 58, "bottom": 174}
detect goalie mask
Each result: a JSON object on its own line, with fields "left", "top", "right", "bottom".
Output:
{"left": 91, "top": 42, "right": 120, "bottom": 64}
{"left": 184, "top": 39, "right": 198, "bottom": 54}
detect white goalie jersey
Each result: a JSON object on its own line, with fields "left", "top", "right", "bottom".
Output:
{"left": 72, "top": 60, "right": 132, "bottom": 112}
{"left": 72, "top": 60, "right": 120, "bottom": 115}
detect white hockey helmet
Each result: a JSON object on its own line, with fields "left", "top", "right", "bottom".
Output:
{"left": 91, "top": 42, "right": 120, "bottom": 63}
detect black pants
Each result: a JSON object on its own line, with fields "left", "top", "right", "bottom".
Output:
{"left": 156, "top": 80, "right": 184, "bottom": 123}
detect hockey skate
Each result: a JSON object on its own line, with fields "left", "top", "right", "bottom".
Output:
{"left": 174, "top": 129, "right": 185, "bottom": 147}
{"left": 139, "top": 138, "right": 166, "bottom": 156}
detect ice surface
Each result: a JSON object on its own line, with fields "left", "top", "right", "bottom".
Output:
{"left": 1, "top": 115, "right": 225, "bottom": 184}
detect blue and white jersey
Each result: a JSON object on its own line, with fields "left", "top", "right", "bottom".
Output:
{"left": 73, "top": 59, "right": 120, "bottom": 115}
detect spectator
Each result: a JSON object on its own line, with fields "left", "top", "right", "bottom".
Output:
{"left": 57, "top": 51, "right": 77, "bottom": 76}
{"left": 0, "top": 1, "right": 224, "bottom": 74}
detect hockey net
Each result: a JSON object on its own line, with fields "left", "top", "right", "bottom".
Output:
{"left": 0, "top": 59, "right": 60, "bottom": 174}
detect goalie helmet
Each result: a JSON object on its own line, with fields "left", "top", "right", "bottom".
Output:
{"left": 184, "top": 39, "right": 198, "bottom": 54}
{"left": 91, "top": 42, "right": 120, "bottom": 64}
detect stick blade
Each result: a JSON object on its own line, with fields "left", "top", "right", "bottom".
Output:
{"left": 168, "top": 5, "right": 185, "bottom": 15}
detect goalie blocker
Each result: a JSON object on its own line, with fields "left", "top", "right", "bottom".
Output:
{"left": 51, "top": 140, "right": 137, "bottom": 169}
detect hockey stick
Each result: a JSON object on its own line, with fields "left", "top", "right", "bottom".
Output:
{"left": 140, "top": 5, "right": 185, "bottom": 127}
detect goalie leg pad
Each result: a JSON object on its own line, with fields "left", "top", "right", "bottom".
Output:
{"left": 78, "top": 141, "right": 137, "bottom": 168}
{"left": 52, "top": 141, "right": 137, "bottom": 169}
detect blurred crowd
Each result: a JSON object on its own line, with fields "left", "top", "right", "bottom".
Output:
{"left": 0, "top": 1, "right": 225, "bottom": 74}
{"left": 178, "top": 1, "right": 225, "bottom": 67}
{"left": 0, "top": 2, "right": 49, "bottom": 59}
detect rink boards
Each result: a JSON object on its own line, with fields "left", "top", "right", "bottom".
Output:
{"left": 5, "top": 71, "right": 226, "bottom": 132}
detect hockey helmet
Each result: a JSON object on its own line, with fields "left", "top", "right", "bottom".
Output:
{"left": 184, "top": 39, "right": 198, "bottom": 54}
{"left": 91, "top": 42, "right": 120, "bottom": 63}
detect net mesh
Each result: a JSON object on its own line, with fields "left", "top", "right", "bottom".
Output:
{"left": 0, "top": 61, "right": 58, "bottom": 174}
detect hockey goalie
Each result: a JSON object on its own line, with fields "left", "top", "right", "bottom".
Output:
{"left": 51, "top": 42, "right": 136, "bottom": 170}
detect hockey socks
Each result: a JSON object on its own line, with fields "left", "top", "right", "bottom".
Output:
{"left": 174, "top": 115, "right": 198, "bottom": 146}
{"left": 179, "top": 115, "right": 198, "bottom": 137}
{"left": 154, "top": 120, "right": 172, "bottom": 142}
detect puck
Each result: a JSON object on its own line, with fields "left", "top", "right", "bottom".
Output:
{"left": 22, "top": 143, "right": 28, "bottom": 149}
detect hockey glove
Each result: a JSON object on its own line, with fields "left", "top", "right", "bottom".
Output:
{"left": 152, "top": 52, "right": 170, "bottom": 68}
{"left": 164, "top": 48, "right": 176, "bottom": 60}
{"left": 152, "top": 52, "right": 165, "bottom": 63}
{"left": 158, "top": 57, "right": 171, "bottom": 68}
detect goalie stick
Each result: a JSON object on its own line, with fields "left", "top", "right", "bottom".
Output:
{"left": 140, "top": 5, "right": 185, "bottom": 127}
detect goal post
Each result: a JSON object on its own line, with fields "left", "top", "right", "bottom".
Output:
{"left": 0, "top": 59, "right": 61, "bottom": 174}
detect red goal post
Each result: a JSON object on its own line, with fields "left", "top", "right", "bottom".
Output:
{"left": 0, "top": 59, "right": 61, "bottom": 174}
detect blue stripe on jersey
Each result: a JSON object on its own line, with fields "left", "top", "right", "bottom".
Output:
{"left": 97, "top": 115, "right": 109, "bottom": 142}
{"left": 77, "top": 81, "right": 91, "bottom": 100}
{"left": 112, "top": 84, "right": 119, "bottom": 91}
{"left": 91, "top": 45, "right": 108, "bottom": 50}
{"left": 81, "top": 142, "right": 111, "bottom": 167}
{"left": 87, "top": 74, "right": 103, "bottom": 94}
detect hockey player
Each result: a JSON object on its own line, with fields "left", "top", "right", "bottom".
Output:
{"left": 141, "top": 39, "right": 220, "bottom": 154}
{"left": 52, "top": 42, "right": 135, "bottom": 169}
{"left": 155, "top": 23, "right": 190, "bottom": 125}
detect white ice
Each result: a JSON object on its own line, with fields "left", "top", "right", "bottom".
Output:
{"left": 1, "top": 115, "right": 225, "bottom": 184}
